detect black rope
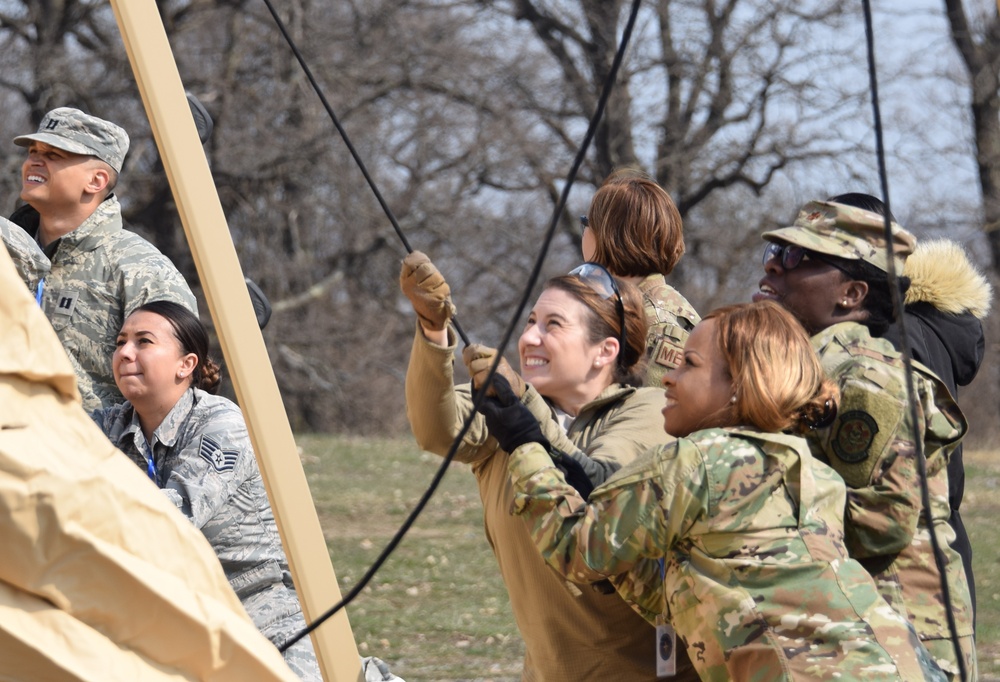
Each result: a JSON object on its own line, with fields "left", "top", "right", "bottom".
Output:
{"left": 258, "top": 0, "right": 471, "bottom": 346}
{"left": 860, "top": 2, "right": 967, "bottom": 679}
{"left": 275, "top": 0, "right": 644, "bottom": 652}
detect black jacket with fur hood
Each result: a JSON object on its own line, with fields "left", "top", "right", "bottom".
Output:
{"left": 880, "top": 238, "right": 991, "bottom": 619}
{"left": 883, "top": 239, "right": 991, "bottom": 399}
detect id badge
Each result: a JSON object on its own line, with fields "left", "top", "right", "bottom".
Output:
{"left": 655, "top": 622, "right": 676, "bottom": 677}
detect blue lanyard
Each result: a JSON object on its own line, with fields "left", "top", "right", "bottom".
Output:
{"left": 35, "top": 278, "right": 45, "bottom": 307}
{"left": 144, "top": 442, "right": 158, "bottom": 485}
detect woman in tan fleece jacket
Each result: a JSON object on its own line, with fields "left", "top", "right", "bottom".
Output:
{"left": 400, "top": 252, "right": 695, "bottom": 682}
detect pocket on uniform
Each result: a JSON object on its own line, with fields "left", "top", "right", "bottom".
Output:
{"left": 230, "top": 558, "right": 284, "bottom": 599}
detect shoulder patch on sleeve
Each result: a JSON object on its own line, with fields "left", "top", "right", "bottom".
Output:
{"left": 649, "top": 325, "right": 688, "bottom": 369}
{"left": 832, "top": 410, "right": 878, "bottom": 463}
{"left": 821, "top": 380, "right": 904, "bottom": 488}
{"left": 199, "top": 434, "right": 240, "bottom": 472}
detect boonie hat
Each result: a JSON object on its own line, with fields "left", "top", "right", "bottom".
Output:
{"left": 762, "top": 200, "right": 916, "bottom": 273}
{"left": 14, "top": 107, "right": 130, "bottom": 173}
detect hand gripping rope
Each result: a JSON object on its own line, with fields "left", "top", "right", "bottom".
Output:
{"left": 261, "top": 1, "right": 967, "bottom": 671}
{"left": 260, "top": 0, "right": 646, "bottom": 652}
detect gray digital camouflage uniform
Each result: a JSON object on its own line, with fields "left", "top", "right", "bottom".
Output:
{"left": 93, "top": 388, "right": 320, "bottom": 681}
{"left": 0, "top": 199, "right": 196, "bottom": 413}
{"left": 637, "top": 274, "right": 699, "bottom": 388}
{"left": 509, "top": 427, "right": 946, "bottom": 682}
{"left": 808, "top": 321, "right": 976, "bottom": 678}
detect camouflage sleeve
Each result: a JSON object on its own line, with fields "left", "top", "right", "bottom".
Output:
{"left": 115, "top": 236, "right": 197, "bottom": 317}
{"left": 642, "top": 321, "right": 687, "bottom": 389}
{"left": 508, "top": 439, "right": 702, "bottom": 587}
{"left": 607, "top": 553, "right": 666, "bottom": 623}
{"left": 161, "top": 402, "right": 257, "bottom": 528}
{"left": 0, "top": 217, "right": 46, "bottom": 289}
{"left": 811, "top": 372, "right": 922, "bottom": 558}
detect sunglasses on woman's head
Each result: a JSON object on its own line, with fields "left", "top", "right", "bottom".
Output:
{"left": 568, "top": 262, "right": 626, "bottom": 366}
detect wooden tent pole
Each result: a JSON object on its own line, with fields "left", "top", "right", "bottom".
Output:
{"left": 108, "top": 2, "right": 362, "bottom": 680}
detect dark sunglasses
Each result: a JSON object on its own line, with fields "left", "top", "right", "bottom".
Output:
{"left": 568, "top": 262, "right": 626, "bottom": 366}
{"left": 762, "top": 242, "right": 850, "bottom": 274}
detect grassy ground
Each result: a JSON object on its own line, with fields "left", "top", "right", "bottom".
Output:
{"left": 964, "top": 448, "right": 999, "bottom": 679}
{"left": 301, "top": 435, "right": 1000, "bottom": 681}
{"left": 300, "top": 435, "right": 523, "bottom": 681}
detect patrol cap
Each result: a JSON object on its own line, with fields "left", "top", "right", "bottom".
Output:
{"left": 762, "top": 200, "right": 916, "bottom": 273}
{"left": 14, "top": 108, "right": 130, "bottom": 173}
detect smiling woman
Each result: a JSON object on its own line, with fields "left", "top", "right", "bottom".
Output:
{"left": 487, "top": 301, "right": 948, "bottom": 681}
{"left": 399, "top": 251, "right": 698, "bottom": 680}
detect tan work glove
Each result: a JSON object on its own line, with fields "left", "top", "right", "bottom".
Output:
{"left": 463, "top": 343, "right": 526, "bottom": 398}
{"left": 400, "top": 251, "right": 456, "bottom": 331}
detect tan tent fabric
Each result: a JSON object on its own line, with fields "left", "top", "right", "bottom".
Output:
{"left": 0, "top": 237, "right": 300, "bottom": 681}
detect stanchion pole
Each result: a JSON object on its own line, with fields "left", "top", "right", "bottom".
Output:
{"left": 108, "top": 2, "right": 362, "bottom": 680}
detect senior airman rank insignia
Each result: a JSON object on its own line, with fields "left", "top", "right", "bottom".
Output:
{"left": 199, "top": 435, "right": 239, "bottom": 472}
{"left": 832, "top": 410, "right": 878, "bottom": 463}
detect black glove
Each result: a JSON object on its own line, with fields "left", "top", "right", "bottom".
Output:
{"left": 553, "top": 453, "right": 595, "bottom": 500}
{"left": 477, "top": 375, "right": 550, "bottom": 453}
{"left": 478, "top": 376, "right": 595, "bottom": 498}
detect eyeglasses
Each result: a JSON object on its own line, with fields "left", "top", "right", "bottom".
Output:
{"left": 568, "top": 262, "right": 626, "bottom": 366}
{"left": 762, "top": 242, "right": 851, "bottom": 274}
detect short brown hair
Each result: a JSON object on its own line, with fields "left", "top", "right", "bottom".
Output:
{"left": 586, "top": 169, "right": 685, "bottom": 277}
{"left": 545, "top": 274, "right": 649, "bottom": 386}
{"left": 704, "top": 301, "right": 838, "bottom": 434}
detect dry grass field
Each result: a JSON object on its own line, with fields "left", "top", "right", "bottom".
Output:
{"left": 302, "top": 435, "right": 999, "bottom": 681}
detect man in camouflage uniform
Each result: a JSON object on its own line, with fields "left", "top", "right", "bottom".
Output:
{"left": 0, "top": 108, "right": 196, "bottom": 412}
{"left": 755, "top": 200, "right": 976, "bottom": 678}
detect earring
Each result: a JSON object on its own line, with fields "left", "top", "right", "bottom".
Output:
{"left": 730, "top": 395, "right": 737, "bottom": 404}
{"left": 594, "top": 360, "right": 602, "bottom": 368}
{"left": 842, "top": 299, "right": 848, "bottom": 306}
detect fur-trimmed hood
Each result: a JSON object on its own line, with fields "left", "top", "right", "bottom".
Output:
{"left": 882, "top": 239, "right": 991, "bottom": 393}
{"left": 904, "top": 239, "right": 992, "bottom": 318}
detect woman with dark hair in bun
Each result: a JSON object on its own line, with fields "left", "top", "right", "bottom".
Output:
{"left": 91, "top": 301, "right": 323, "bottom": 681}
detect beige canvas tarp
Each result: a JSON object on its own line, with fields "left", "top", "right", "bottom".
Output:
{"left": 0, "top": 237, "right": 300, "bottom": 681}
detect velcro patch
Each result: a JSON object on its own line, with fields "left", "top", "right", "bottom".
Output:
{"left": 52, "top": 290, "right": 78, "bottom": 317}
{"left": 199, "top": 435, "right": 239, "bottom": 472}
{"left": 654, "top": 344, "right": 683, "bottom": 369}
{"left": 650, "top": 326, "right": 688, "bottom": 370}
{"left": 832, "top": 410, "right": 878, "bottom": 463}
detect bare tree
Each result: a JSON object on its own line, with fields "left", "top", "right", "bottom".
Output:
{"left": 943, "top": 0, "right": 1000, "bottom": 263}
{"left": 2, "top": 0, "right": 982, "bottom": 434}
